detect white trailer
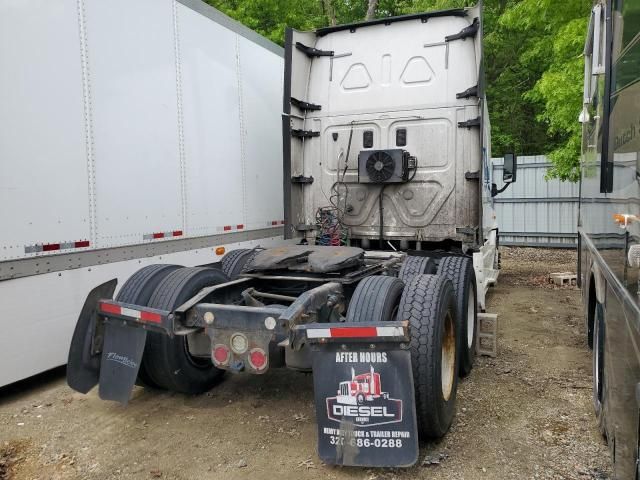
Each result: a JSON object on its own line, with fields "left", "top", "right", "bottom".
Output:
{"left": 0, "top": 0, "right": 284, "bottom": 387}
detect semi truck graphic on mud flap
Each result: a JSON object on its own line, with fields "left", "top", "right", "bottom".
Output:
{"left": 337, "top": 366, "right": 390, "bottom": 405}
{"left": 327, "top": 365, "right": 403, "bottom": 427}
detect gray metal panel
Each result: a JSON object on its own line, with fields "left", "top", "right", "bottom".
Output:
{"left": 493, "top": 155, "right": 578, "bottom": 248}
{"left": 0, "top": 227, "right": 283, "bottom": 281}
{"left": 176, "top": 0, "right": 284, "bottom": 57}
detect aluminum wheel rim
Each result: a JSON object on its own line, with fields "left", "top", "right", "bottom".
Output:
{"left": 467, "top": 286, "right": 476, "bottom": 349}
{"left": 441, "top": 310, "right": 456, "bottom": 401}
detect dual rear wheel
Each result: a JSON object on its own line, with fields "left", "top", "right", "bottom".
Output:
{"left": 347, "top": 271, "right": 459, "bottom": 438}
{"left": 118, "top": 265, "right": 229, "bottom": 394}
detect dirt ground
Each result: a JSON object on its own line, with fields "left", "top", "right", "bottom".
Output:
{"left": 0, "top": 248, "right": 612, "bottom": 480}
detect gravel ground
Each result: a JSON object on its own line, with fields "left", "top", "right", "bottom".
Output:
{"left": 0, "top": 248, "right": 611, "bottom": 480}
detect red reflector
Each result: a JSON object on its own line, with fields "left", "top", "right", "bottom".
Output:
{"left": 236, "top": 224, "right": 244, "bottom": 230}
{"left": 271, "top": 221, "right": 278, "bottom": 226}
{"left": 100, "top": 302, "right": 121, "bottom": 315}
{"left": 280, "top": 220, "right": 285, "bottom": 225}
{"left": 172, "top": 230, "right": 183, "bottom": 237}
{"left": 75, "top": 240, "right": 90, "bottom": 248}
{"left": 140, "top": 310, "right": 162, "bottom": 324}
{"left": 43, "top": 243, "right": 61, "bottom": 252}
{"left": 248, "top": 348, "right": 267, "bottom": 370}
{"left": 213, "top": 345, "right": 230, "bottom": 365}
{"left": 330, "top": 327, "right": 377, "bottom": 338}
{"left": 223, "top": 226, "right": 232, "bottom": 231}
{"left": 153, "top": 232, "right": 164, "bottom": 239}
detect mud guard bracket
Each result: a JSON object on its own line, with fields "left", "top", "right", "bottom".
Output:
{"left": 301, "top": 321, "right": 418, "bottom": 467}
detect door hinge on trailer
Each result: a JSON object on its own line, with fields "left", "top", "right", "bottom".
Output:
{"left": 465, "top": 171, "right": 480, "bottom": 180}
{"left": 445, "top": 17, "right": 479, "bottom": 42}
{"left": 292, "top": 175, "right": 314, "bottom": 184}
{"left": 291, "top": 129, "right": 320, "bottom": 139}
{"left": 291, "top": 97, "right": 321, "bottom": 111}
{"left": 295, "top": 42, "right": 334, "bottom": 58}
{"left": 456, "top": 85, "right": 479, "bottom": 99}
{"left": 458, "top": 117, "right": 481, "bottom": 129}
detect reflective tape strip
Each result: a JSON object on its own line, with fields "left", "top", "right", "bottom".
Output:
{"left": 330, "top": 327, "right": 378, "bottom": 338}
{"left": 306, "top": 326, "right": 405, "bottom": 339}
{"left": 24, "top": 240, "right": 90, "bottom": 254}
{"left": 306, "top": 328, "right": 332, "bottom": 339}
{"left": 375, "top": 326, "right": 405, "bottom": 337}
{"left": 99, "top": 302, "right": 162, "bottom": 324}
{"left": 212, "top": 222, "right": 284, "bottom": 232}
{"left": 143, "top": 231, "right": 184, "bottom": 241}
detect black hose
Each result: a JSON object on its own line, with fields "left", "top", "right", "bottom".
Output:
{"left": 379, "top": 185, "right": 387, "bottom": 248}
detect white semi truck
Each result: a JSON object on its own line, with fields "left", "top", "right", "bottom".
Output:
{"left": 66, "top": 1, "right": 515, "bottom": 468}
{"left": 0, "top": 0, "right": 284, "bottom": 387}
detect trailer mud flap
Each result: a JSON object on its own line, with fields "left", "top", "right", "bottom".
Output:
{"left": 67, "top": 280, "right": 118, "bottom": 394}
{"left": 302, "top": 322, "right": 418, "bottom": 467}
{"left": 98, "top": 322, "right": 146, "bottom": 404}
{"left": 67, "top": 280, "right": 161, "bottom": 404}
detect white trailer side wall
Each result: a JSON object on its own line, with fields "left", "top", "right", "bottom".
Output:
{"left": 0, "top": 0, "right": 284, "bottom": 263}
{"left": 0, "top": 0, "right": 284, "bottom": 386}
{"left": 178, "top": 5, "right": 245, "bottom": 235}
{"left": 87, "top": 0, "right": 185, "bottom": 246}
{"left": 0, "top": 2, "right": 91, "bottom": 259}
{"left": 238, "top": 37, "right": 286, "bottom": 228}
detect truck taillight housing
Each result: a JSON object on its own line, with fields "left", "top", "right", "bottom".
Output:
{"left": 213, "top": 345, "right": 230, "bottom": 365}
{"left": 248, "top": 348, "right": 267, "bottom": 371}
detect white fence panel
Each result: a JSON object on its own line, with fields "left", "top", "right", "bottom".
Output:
{"left": 492, "top": 155, "right": 578, "bottom": 248}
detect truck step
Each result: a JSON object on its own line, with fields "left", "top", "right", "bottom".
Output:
{"left": 476, "top": 313, "right": 497, "bottom": 358}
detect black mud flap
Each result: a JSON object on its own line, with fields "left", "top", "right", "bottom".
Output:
{"left": 67, "top": 279, "right": 117, "bottom": 394}
{"left": 98, "top": 322, "right": 146, "bottom": 404}
{"left": 67, "top": 279, "right": 148, "bottom": 405}
{"left": 303, "top": 322, "right": 418, "bottom": 467}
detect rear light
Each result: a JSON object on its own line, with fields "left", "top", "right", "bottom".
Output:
{"left": 230, "top": 333, "right": 248, "bottom": 354}
{"left": 213, "top": 345, "right": 230, "bottom": 365}
{"left": 248, "top": 348, "right": 267, "bottom": 371}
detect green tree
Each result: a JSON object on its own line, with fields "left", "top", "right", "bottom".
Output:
{"left": 204, "top": 0, "right": 325, "bottom": 45}
{"left": 493, "top": 0, "right": 590, "bottom": 180}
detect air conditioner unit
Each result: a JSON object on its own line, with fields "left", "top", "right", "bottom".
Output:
{"left": 358, "top": 149, "right": 410, "bottom": 184}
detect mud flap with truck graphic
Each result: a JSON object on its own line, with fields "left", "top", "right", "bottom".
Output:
{"left": 301, "top": 323, "right": 418, "bottom": 467}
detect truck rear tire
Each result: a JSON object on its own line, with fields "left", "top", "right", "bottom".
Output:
{"left": 116, "top": 264, "right": 182, "bottom": 388}
{"left": 438, "top": 256, "right": 477, "bottom": 376}
{"left": 398, "top": 256, "right": 436, "bottom": 284}
{"left": 346, "top": 276, "right": 404, "bottom": 323}
{"left": 398, "top": 274, "right": 458, "bottom": 438}
{"left": 144, "top": 267, "right": 230, "bottom": 394}
{"left": 221, "top": 248, "right": 260, "bottom": 279}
